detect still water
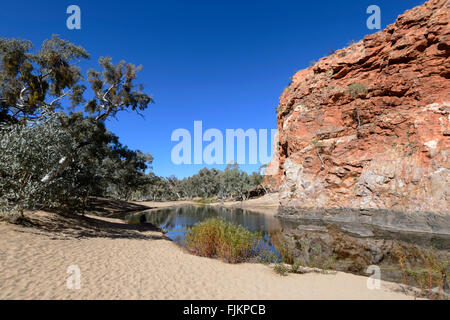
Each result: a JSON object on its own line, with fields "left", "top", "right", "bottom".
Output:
{"left": 127, "top": 205, "right": 450, "bottom": 285}
{"left": 128, "top": 205, "right": 282, "bottom": 255}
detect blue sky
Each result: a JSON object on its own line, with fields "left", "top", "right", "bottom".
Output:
{"left": 0, "top": 0, "right": 425, "bottom": 178}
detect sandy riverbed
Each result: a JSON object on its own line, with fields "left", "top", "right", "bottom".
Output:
{"left": 0, "top": 209, "right": 416, "bottom": 300}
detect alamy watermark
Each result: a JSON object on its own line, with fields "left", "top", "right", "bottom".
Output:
{"left": 64, "top": 5, "right": 380, "bottom": 33}
{"left": 66, "top": 5, "right": 81, "bottom": 30}
{"left": 171, "top": 121, "right": 277, "bottom": 168}
{"left": 66, "top": 265, "right": 81, "bottom": 290}
{"left": 366, "top": 265, "right": 381, "bottom": 290}
{"left": 367, "top": 5, "right": 381, "bottom": 30}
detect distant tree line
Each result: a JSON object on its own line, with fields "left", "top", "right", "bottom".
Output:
{"left": 133, "top": 164, "right": 266, "bottom": 202}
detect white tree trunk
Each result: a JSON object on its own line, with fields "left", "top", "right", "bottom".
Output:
{"left": 41, "top": 156, "right": 70, "bottom": 183}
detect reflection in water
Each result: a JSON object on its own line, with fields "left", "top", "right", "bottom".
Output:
{"left": 128, "top": 205, "right": 281, "bottom": 255}
{"left": 127, "top": 205, "right": 450, "bottom": 286}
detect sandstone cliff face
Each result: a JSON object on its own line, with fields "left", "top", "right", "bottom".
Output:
{"left": 268, "top": 0, "right": 450, "bottom": 215}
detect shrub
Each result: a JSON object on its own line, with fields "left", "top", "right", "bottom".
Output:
{"left": 256, "top": 250, "right": 280, "bottom": 265}
{"left": 185, "top": 218, "right": 263, "bottom": 263}
{"left": 394, "top": 244, "right": 450, "bottom": 299}
{"left": 310, "top": 138, "right": 323, "bottom": 147}
{"left": 290, "top": 260, "right": 302, "bottom": 274}
{"left": 346, "top": 82, "right": 368, "bottom": 97}
{"left": 273, "top": 264, "right": 288, "bottom": 276}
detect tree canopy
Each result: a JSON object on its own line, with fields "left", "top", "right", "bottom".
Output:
{"left": 0, "top": 35, "right": 153, "bottom": 123}
{"left": 135, "top": 164, "right": 265, "bottom": 202}
{"left": 0, "top": 35, "right": 153, "bottom": 216}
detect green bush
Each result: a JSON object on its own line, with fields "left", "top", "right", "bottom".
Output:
{"left": 290, "top": 260, "right": 302, "bottom": 273}
{"left": 256, "top": 250, "right": 280, "bottom": 265}
{"left": 273, "top": 264, "right": 288, "bottom": 276}
{"left": 346, "top": 82, "right": 368, "bottom": 97}
{"left": 185, "top": 218, "right": 263, "bottom": 263}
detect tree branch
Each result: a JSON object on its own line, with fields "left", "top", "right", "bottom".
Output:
{"left": 317, "top": 150, "right": 325, "bottom": 171}
{"left": 16, "top": 87, "right": 28, "bottom": 108}
{"left": 94, "top": 83, "right": 121, "bottom": 121}
{"left": 40, "top": 156, "right": 70, "bottom": 183}
{"left": 48, "top": 90, "right": 71, "bottom": 107}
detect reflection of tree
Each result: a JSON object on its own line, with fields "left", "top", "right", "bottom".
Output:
{"left": 163, "top": 211, "right": 177, "bottom": 229}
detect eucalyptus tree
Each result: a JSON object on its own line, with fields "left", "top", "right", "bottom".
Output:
{"left": 0, "top": 35, "right": 152, "bottom": 123}
{"left": 103, "top": 147, "right": 153, "bottom": 200}
{"left": 196, "top": 168, "right": 222, "bottom": 198}
{"left": 0, "top": 113, "right": 73, "bottom": 215}
{"left": 0, "top": 35, "right": 154, "bottom": 215}
{"left": 166, "top": 175, "right": 182, "bottom": 199}
{"left": 141, "top": 175, "right": 176, "bottom": 201}
{"left": 174, "top": 164, "right": 258, "bottom": 200}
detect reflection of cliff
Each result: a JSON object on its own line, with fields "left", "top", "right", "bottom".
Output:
{"left": 268, "top": 0, "right": 450, "bottom": 215}
{"left": 279, "top": 219, "right": 450, "bottom": 286}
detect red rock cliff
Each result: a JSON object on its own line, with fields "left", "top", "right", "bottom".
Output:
{"left": 267, "top": 0, "right": 450, "bottom": 214}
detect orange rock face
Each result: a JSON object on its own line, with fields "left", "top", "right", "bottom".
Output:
{"left": 268, "top": 0, "right": 450, "bottom": 213}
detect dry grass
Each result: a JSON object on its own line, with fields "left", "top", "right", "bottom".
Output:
{"left": 185, "top": 217, "right": 264, "bottom": 263}
{"left": 394, "top": 243, "right": 450, "bottom": 300}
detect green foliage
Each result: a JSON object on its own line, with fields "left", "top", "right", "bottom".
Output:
{"left": 137, "top": 164, "right": 264, "bottom": 202}
{"left": 273, "top": 264, "right": 288, "bottom": 276}
{"left": 256, "top": 250, "right": 280, "bottom": 265}
{"left": 346, "top": 82, "right": 368, "bottom": 97}
{"left": 103, "top": 146, "right": 153, "bottom": 200}
{"left": 290, "top": 260, "right": 302, "bottom": 274}
{"left": 185, "top": 217, "right": 263, "bottom": 263}
{"left": 0, "top": 35, "right": 154, "bottom": 216}
{"left": 0, "top": 110, "right": 154, "bottom": 214}
{"left": 0, "top": 35, "right": 265, "bottom": 218}
{"left": 0, "top": 35, "right": 153, "bottom": 123}
{"left": 0, "top": 112, "right": 72, "bottom": 214}
{"left": 85, "top": 57, "right": 154, "bottom": 121}
{"left": 310, "top": 138, "right": 321, "bottom": 146}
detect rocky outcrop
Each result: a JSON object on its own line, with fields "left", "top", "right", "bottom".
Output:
{"left": 268, "top": 0, "right": 450, "bottom": 223}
